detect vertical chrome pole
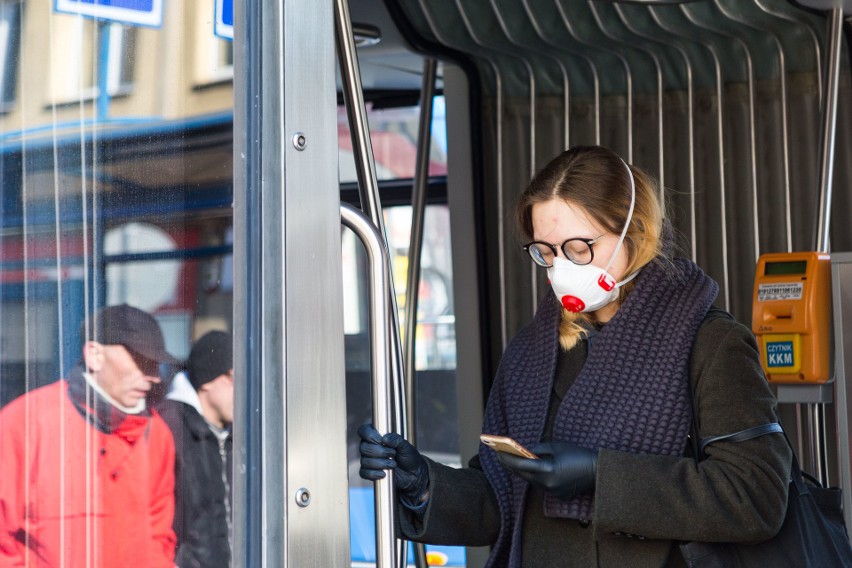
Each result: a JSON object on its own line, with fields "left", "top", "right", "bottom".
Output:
{"left": 812, "top": 7, "right": 844, "bottom": 486}
{"left": 342, "top": 204, "right": 397, "bottom": 568}
{"left": 334, "top": 0, "right": 408, "bottom": 429}
{"left": 403, "top": 57, "right": 438, "bottom": 568}
{"left": 815, "top": 8, "right": 843, "bottom": 254}
{"left": 335, "top": 0, "right": 381, "bottom": 223}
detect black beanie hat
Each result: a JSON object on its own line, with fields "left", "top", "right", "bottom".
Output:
{"left": 188, "top": 331, "right": 233, "bottom": 390}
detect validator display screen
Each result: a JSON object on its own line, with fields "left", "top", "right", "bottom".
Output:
{"left": 764, "top": 260, "right": 807, "bottom": 276}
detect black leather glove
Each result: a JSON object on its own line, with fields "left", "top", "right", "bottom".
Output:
{"left": 497, "top": 442, "right": 597, "bottom": 500}
{"left": 358, "top": 424, "right": 430, "bottom": 506}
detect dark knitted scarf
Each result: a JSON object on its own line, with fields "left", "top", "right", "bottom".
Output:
{"left": 479, "top": 256, "right": 718, "bottom": 568}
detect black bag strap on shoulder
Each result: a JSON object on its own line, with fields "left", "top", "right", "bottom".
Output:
{"left": 698, "top": 422, "right": 783, "bottom": 457}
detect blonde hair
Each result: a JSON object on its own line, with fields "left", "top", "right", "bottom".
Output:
{"left": 515, "top": 146, "right": 665, "bottom": 351}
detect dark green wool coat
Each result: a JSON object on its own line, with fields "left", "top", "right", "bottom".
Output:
{"left": 399, "top": 315, "right": 792, "bottom": 568}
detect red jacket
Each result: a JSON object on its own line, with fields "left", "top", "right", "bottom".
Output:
{"left": 0, "top": 379, "right": 176, "bottom": 567}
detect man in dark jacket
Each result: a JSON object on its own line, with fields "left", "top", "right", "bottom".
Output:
{"left": 158, "top": 331, "right": 234, "bottom": 568}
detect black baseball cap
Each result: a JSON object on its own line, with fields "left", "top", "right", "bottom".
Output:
{"left": 86, "top": 304, "right": 180, "bottom": 365}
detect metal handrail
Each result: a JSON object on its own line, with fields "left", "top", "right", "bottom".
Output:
{"left": 341, "top": 203, "right": 396, "bottom": 568}
{"left": 334, "top": 0, "right": 382, "bottom": 225}
{"left": 403, "top": 57, "right": 438, "bottom": 568}
{"left": 334, "top": 2, "right": 408, "bottom": 565}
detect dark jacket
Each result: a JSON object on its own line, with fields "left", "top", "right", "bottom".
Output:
{"left": 399, "top": 313, "right": 792, "bottom": 568}
{"left": 158, "top": 374, "right": 232, "bottom": 568}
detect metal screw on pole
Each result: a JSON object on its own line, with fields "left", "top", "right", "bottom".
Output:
{"left": 295, "top": 488, "right": 311, "bottom": 507}
{"left": 293, "top": 132, "right": 307, "bottom": 151}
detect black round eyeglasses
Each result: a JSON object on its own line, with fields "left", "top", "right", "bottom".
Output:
{"left": 521, "top": 236, "right": 603, "bottom": 268}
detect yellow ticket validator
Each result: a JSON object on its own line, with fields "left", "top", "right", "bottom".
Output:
{"left": 751, "top": 252, "right": 831, "bottom": 383}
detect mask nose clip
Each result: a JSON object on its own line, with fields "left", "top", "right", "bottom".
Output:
{"left": 561, "top": 295, "right": 586, "bottom": 313}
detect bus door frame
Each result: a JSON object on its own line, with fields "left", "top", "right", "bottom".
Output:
{"left": 233, "top": 1, "right": 350, "bottom": 566}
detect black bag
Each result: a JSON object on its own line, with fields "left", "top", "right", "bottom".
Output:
{"left": 679, "top": 422, "right": 852, "bottom": 568}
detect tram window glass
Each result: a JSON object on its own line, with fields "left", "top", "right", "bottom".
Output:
{"left": 1, "top": 4, "right": 236, "bottom": 566}
{"left": 0, "top": 1, "right": 20, "bottom": 111}
{"left": 103, "top": 220, "right": 235, "bottom": 367}
{"left": 338, "top": 95, "right": 448, "bottom": 183}
{"left": 341, "top": 205, "right": 457, "bottom": 371}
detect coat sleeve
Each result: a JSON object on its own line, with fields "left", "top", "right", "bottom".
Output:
{"left": 592, "top": 317, "right": 792, "bottom": 543}
{"left": 149, "top": 417, "right": 178, "bottom": 567}
{"left": 0, "top": 400, "right": 27, "bottom": 567}
{"left": 398, "top": 454, "right": 501, "bottom": 547}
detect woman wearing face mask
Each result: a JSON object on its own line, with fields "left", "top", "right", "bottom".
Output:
{"left": 359, "top": 146, "right": 792, "bottom": 567}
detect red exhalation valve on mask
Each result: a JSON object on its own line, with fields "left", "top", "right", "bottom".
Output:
{"left": 561, "top": 295, "right": 586, "bottom": 313}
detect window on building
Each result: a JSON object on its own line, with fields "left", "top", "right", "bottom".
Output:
{"left": 0, "top": 1, "right": 21, "bottom": 112}
{"left": 48, "top": 17, "right": 136, "bottom": 104}
{"left": 193, "top": 0, "right": 233, "bottom": 85}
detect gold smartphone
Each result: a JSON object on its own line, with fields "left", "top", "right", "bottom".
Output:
{"left": 480, "top": 434, "right": 539, "bottom": 459}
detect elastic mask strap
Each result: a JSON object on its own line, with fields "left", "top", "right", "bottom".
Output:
{"left": 602, "top": 158, "right": 636, "bottom": 276}
{"left": 613, "top": 269, "right": 640, "bottom": 289}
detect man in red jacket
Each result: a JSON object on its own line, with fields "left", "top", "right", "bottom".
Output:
{"left": 0, "top": 304, "right": 179, "bottom": 567}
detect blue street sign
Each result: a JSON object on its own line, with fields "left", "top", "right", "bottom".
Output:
{"left": 215, "top": 0, "right": 233, "bottom": 40}
{"left": 54, "top": 0, "right": 163, "bottom": 28}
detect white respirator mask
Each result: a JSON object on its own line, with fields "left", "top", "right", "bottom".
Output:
{"left": 547, "top": 158, "right": 640, "bottom": 313}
